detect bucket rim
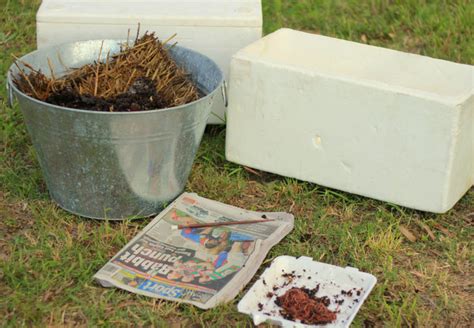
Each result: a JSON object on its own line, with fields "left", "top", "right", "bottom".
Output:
{"left": 7, "top": 41, "right": 224, "bottom": 116}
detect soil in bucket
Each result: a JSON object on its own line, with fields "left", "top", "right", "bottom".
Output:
{"left": 12, "top": 30, "right": 201, "bottom": 112}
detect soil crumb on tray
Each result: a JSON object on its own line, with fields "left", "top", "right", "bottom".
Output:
{"left": 275, "top": 287, "right": 337, "bottom": 325}
{"left": 13, "top": 31, "right": 200, "bottom": 112}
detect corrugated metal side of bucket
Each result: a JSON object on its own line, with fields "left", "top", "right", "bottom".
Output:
{"left": 8, "top": 42, "right": 223, "bottom": 220}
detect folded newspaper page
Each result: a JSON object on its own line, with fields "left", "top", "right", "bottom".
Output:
{"left": 94, "top": 193, "right": 294, "bottom": 309}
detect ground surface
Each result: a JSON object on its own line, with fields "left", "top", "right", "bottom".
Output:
{"left": 1, "top": 0, "right": 473, "bottom": 327}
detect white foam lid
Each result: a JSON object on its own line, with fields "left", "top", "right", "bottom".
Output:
{"left": 37, "top": 0, "right": 262, "bottom": 27}
{"left": 238, "top": 256, "right": 377, "bottom": 327}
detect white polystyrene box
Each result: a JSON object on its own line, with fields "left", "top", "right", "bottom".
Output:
{"left": 36, "top": 0, "right": 263, "bottom": 124}
{"left": 226, "top": 28, "right": 474, "bottom": 213}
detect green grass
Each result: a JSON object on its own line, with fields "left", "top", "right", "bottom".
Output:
{"left": 1, "top": 0, "right": 473, "bottom": 327}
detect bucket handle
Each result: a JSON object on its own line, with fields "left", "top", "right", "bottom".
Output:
{"left": 6, "top": 80, "right": 14, "bottom": 108}
{"left": 221, "top": 81, "right": 228, "bottom": 107}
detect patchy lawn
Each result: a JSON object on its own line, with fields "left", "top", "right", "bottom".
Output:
{"left": 1, "top": 0, "right": 473, "bottom": 326}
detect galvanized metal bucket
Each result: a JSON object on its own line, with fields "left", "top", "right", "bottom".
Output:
{"left": 7, "top": 40, "right": 224, "bottom": 220}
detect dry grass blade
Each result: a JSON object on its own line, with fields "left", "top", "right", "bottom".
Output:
{"left": 162, "top": 33, "right": 177, "bottom": 45}
{"left": 47, "top": 58, "right": 56, "bottom": 80}
{"left": 399, "top": 225, "right": 417, "bottom": 242}
{"left": 94, "top": 41, "right": 104, "bottom": 97}
{"left": 12, "top": 60, "right": 40, "bottom": 99}
{"left": 433, "top": 223, "right": 454, "bottom": 237}
{"left": 415, "top": 220, "right": 436, "bottom": 241}
{"left": 243, "top": 166, "right": 263, "bottom": 177}
{"left": 11, "top": 54, "right": 40, "bottom": 73}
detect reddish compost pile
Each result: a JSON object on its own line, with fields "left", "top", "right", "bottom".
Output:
{"left": 12, "top": 31, "right": 200, "bottom": 112}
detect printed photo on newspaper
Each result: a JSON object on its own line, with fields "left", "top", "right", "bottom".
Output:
{"left": 94, "top": 193, "right": 294, "bottom": 309}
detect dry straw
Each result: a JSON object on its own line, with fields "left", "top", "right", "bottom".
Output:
{"left": 13, "top": 30, "right": 200, "bottom": 111}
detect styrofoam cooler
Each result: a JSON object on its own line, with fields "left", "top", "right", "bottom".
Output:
{"left": 36, "top": 0, "right": 263, "bottom": 124}
{"left": 226, "top": 28, "right": 474, "bottom": 213}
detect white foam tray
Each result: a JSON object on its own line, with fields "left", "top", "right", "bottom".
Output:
{"left": 238, "top": 256, "right": 377, "bottom": 327}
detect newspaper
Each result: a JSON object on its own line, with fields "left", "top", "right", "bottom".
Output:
{"left": 94, "top": 193, "right": 294, "bottom": 309}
